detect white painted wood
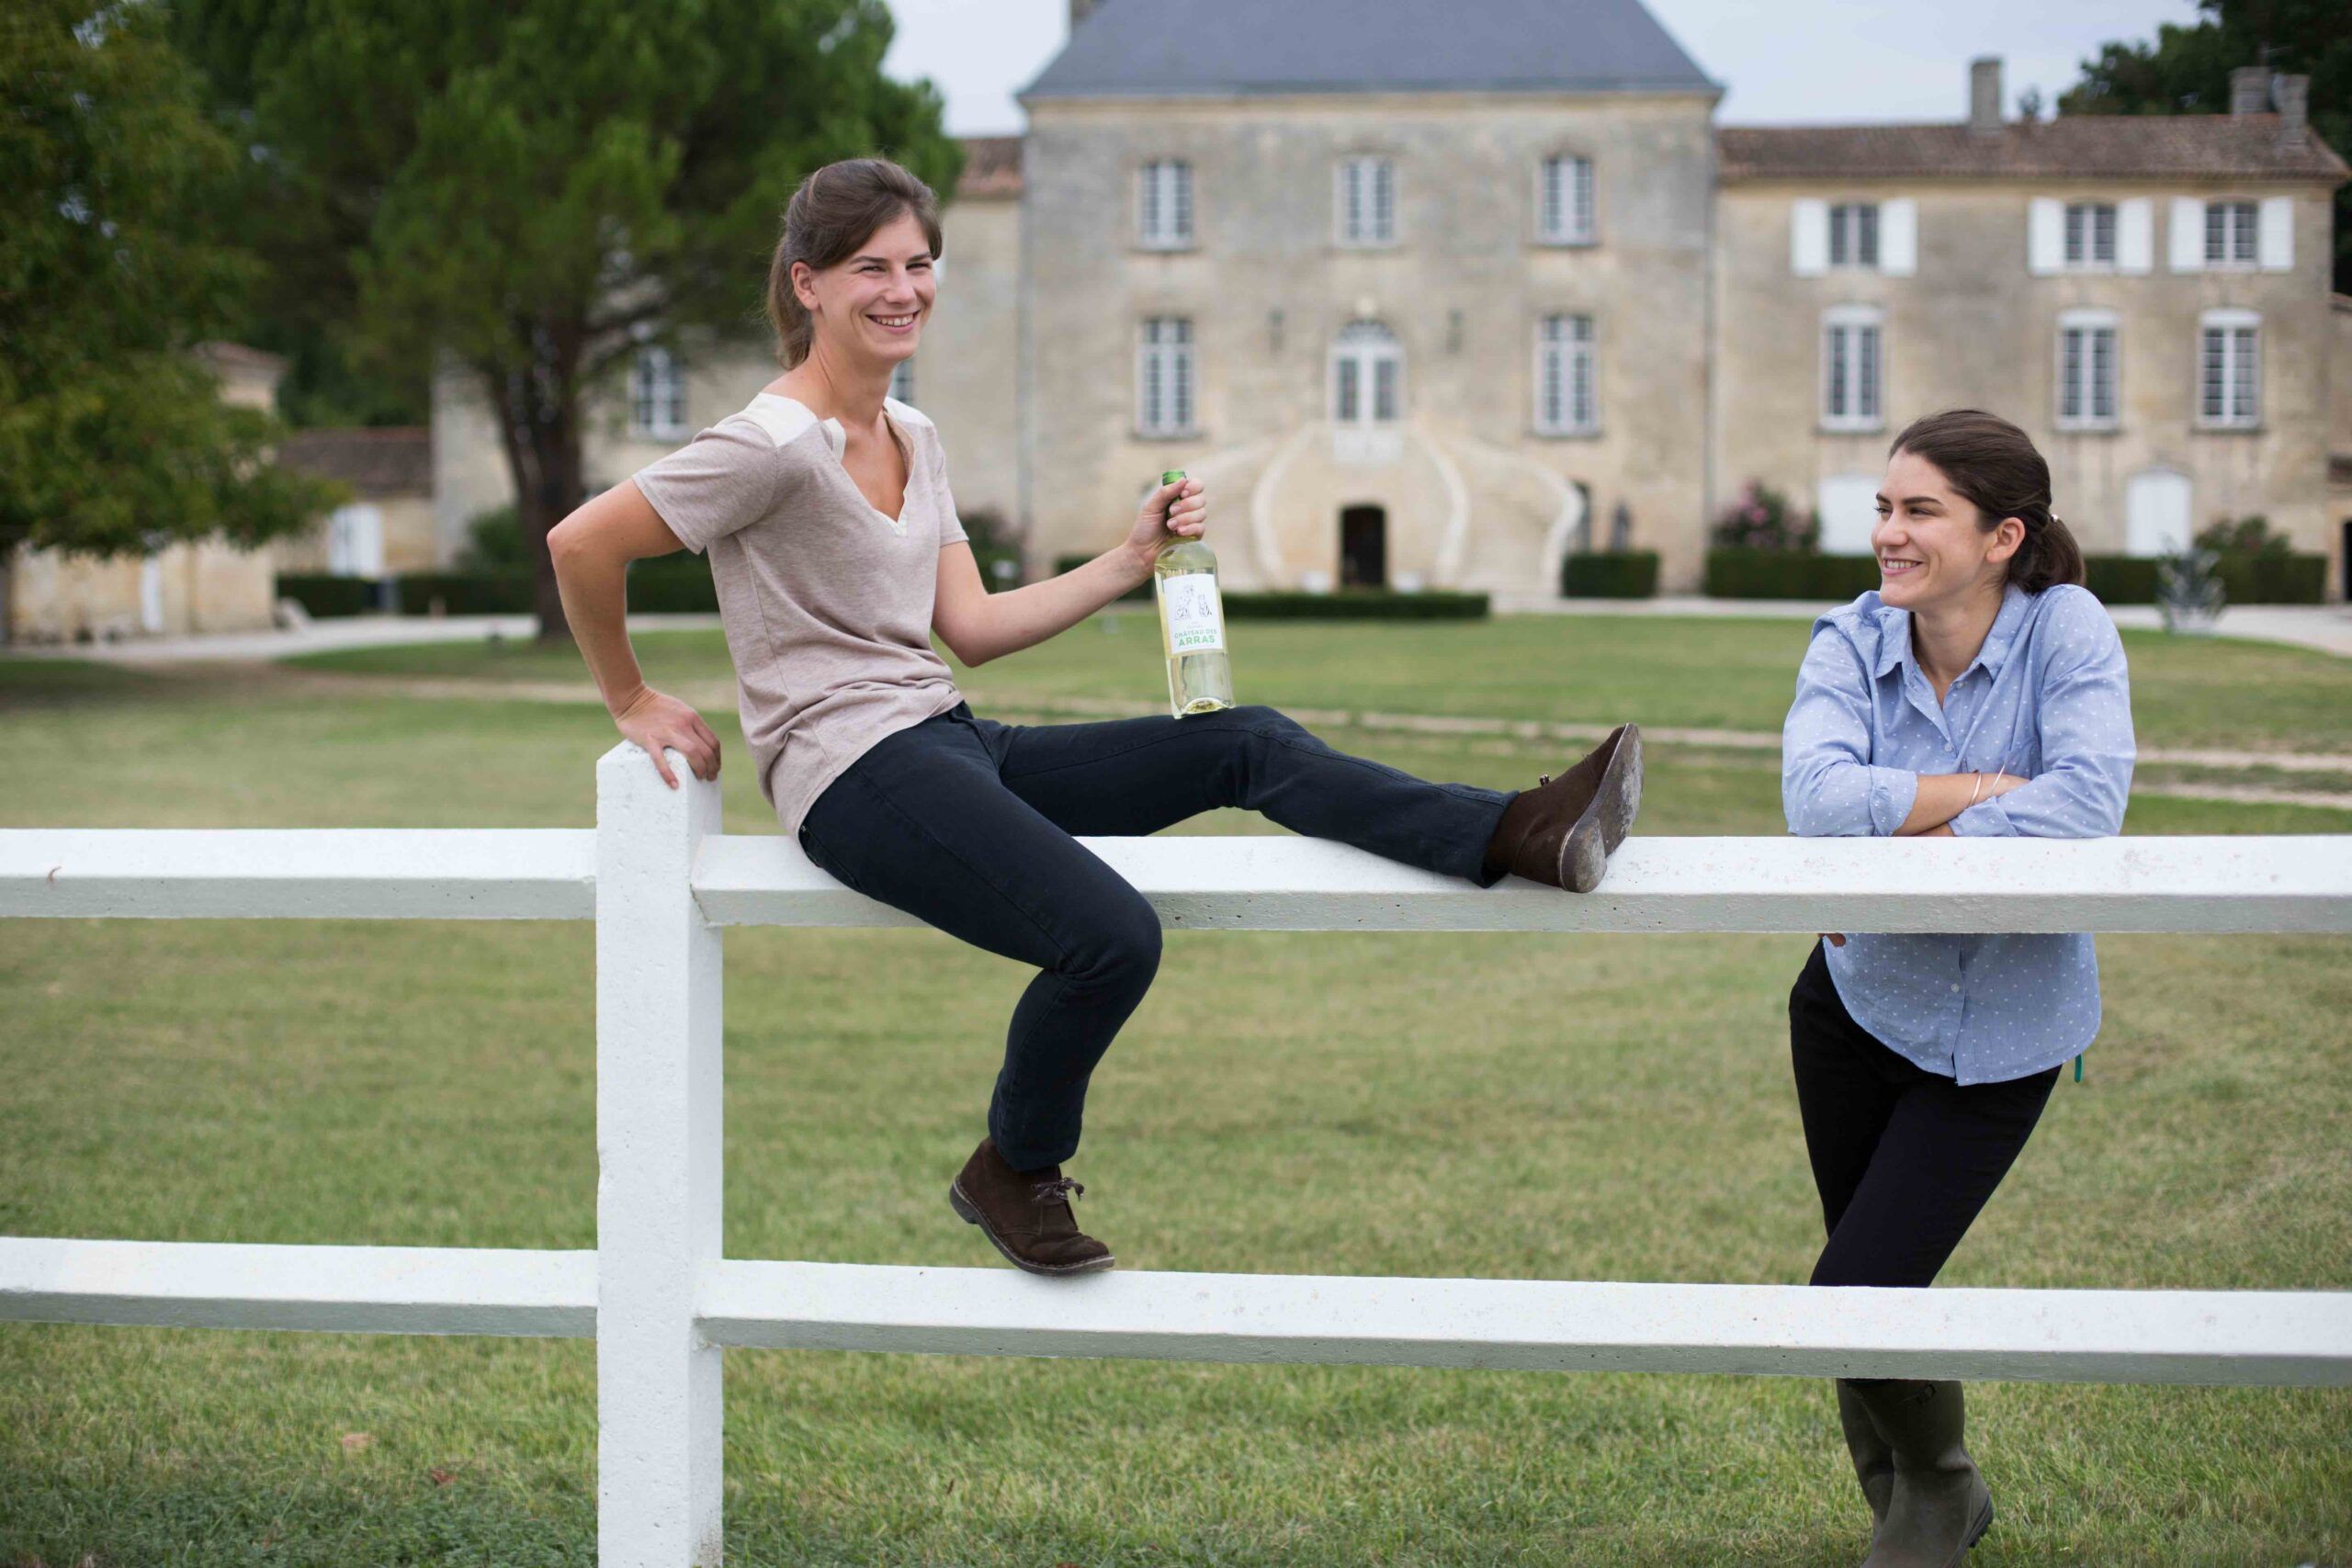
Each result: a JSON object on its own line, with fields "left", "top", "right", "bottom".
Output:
{"left": 2026, "top": 197, "right": 2064, "bottom": 275}
{"left": 2117, "top": 197, "right": 2154, "bottom": 274}
{"left": 1790, "top": 198, "right": 1827, "bottom": 276}
{"left": 2126, "top": 467, "right": 2194, "bottom": 558}
{"left": 693, "top": 833, "right": 2352, "bottom": 936}
{"left": 1815, "top": 472, "right": 1880, "bottom": 556}
{"left": 0, "top": 1237, "right": 594, "bottom": 1337}
{"left": 0, "top": 829, "right": 594, "bottom": 920}
{"left": 597, "top": 744, "right": 726, "bottom": 1567}
{"left": 2169, "top": 197, "right": 2205, "bottom": 272}
{"left": 701, "top": 1262, "right": 2352, "bottom": 1388}
{"left": 2258, "top": 195, "right": 2294, "bottom": 271}
{"left": 1878, "top": 197, "right": 1917, "bottom": 276}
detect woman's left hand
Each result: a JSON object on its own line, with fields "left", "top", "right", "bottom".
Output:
{"left": 1124, "top": 476, "right": 1207, "bottom": 565}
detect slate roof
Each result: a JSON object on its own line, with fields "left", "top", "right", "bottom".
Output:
{"left": 956, "top": 136, "right": 1023, "bottom": 198}
{"left": 1021, "top": 0, "right": 1716, "bottom": 101}
{"left": 276, "top": 428, "right": 433, "bottom": 494}
{"left": 1719, "top": 116, "right": 2348, "bottom": 183}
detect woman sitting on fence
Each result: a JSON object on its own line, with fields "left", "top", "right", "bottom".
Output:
{"left": 546, "top": 156, "right": 1641, "bottom": 1278}
{"left": 1779, "top": 408, "right": 2134, "bottom": 1565}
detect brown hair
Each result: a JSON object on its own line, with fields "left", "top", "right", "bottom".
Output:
{"left": 764, "top": 158, "right": 944, "bottom": 369}
{"left": 1887, "top": 409, "right": 2086, "bottom": 594}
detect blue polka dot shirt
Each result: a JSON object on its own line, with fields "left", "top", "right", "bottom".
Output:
{"left": 1781, "top": 582, "right": 2137, "bottom": 1084}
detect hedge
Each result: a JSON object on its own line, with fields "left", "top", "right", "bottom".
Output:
{"left": 1703, "top": 549, "right": 1882, "bottom": 600}
{"left": 2085, "top": 554, "right": 2327, "bottom": 605}
{"left": 1222, "top": 590, "right": 1487, "bottom": 620}
{"left": 625, "top": 555, "right": 720, "bottom": 613}
{"left": 392, "top": 572, "right": 533, "bottom": 615}
{"left": 274, "top": 575, "right": 377, "bottom": 618}
{"left": 1560, "top": 551, "right": 1659, "bottom": 599}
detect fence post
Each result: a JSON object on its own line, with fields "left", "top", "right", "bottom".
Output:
{"left": 597, "top": 744, "right": 726, "bottom": 1565}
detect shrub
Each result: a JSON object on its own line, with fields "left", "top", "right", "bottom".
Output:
{"left": 1703, "top": 549, "right": 1880, "bottom": 600}
{"left": 1223, "top": 590, "right": 1488, "bottom": 620}
{"left": 2195, "top": 515, "right": 2290, "bottom": 559}
{"left": 392, "top": 572, "right": 533, "bottom": 615}
{"left": 626, "top": 554, "right": 719, "bottom": 613}
{"left": 457, "top": 505, "right": 526, "bottom": 572}
{"left": 1561, "top": 551, "right": 1659, "bottom": 598}
{"left": 1710, "top": 481, "right": 1818, "bottom": 552}
{"left": 275, "top": 574, "right": 377, "bottom": 618}
{"left": 2086, "top": 553, "right": 2324, "bottom": 605}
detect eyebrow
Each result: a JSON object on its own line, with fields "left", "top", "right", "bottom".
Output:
{"left": 854, "top": 252, "right": 933, "bottom": 264}
{"left": 1876, "top": 492, "right": 1945, "bottom": 509}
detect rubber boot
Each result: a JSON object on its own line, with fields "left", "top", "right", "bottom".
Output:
{"left": 1835, "top": 1378, "right": 1894, "bottom": 1543}
{"left": 1850, "top": 1380, "right": 1994, "bottom": 1568}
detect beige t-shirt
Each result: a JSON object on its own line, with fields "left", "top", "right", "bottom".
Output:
{"left": 633, "top": 392, "right": 969, "bottom": 835}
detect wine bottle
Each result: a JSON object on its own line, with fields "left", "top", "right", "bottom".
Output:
{"left": 1150, "top": 468, "right": 1234, "bottom": 717}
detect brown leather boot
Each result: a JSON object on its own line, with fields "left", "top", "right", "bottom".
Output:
{"left": 1481, "top": 723, "right": 1643, "bottom": 893}
{"left": 949, "top": 1137, "right": 1114, "bottom": 1276}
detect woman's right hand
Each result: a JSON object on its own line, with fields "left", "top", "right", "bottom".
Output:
{"left": 612, "top": 686, "right": 722, "bottom": 788}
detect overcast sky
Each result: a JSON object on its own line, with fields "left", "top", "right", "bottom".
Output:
{"left": 878, "top": 0, "right": 2207, "bottom": 136}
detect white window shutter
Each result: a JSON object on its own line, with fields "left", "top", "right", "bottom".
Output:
{"left": 2169, "top": 197, "right": 2205, "bottom": 272}
{"left": 1791, "top": 199, "right": 1828, "bottom": 276}
{"left": 2258, "top": 196, "right": 2294, "bottom": 271}
{"left": 1879, "top": 198, "right": 1917, "bottom": 275}
{"left": 2027, "top": 197, "right": 2064, "bottom": 275}
{"left": 2117, "top": 198, "right": 2154, "bottom": 274}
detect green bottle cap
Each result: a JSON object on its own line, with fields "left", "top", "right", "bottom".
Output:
{"left": 1161, "top": 469, "right": 1186, "bottom": 486}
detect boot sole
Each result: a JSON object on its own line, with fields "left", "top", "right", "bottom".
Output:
{"left": 949, "top": 1181, "right": 1116, "bottom": 1276}
{"left": 1559, "top": 725, "right": 1643, "bottom": 894}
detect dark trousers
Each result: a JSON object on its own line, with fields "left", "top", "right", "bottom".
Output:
{"left": 1789, "top": 942, "right": 2059, "bottom": 1290}
{"left": 798, "top": 702, "right": 1514, "bottom": 1170}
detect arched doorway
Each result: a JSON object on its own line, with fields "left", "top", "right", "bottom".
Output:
{"left": 1340, "top": 505, "right": 1387, "bottom": 589}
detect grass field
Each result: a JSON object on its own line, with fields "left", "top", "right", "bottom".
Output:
{"left": 3, "top": 615, "right": 2349, "bottom": 1566}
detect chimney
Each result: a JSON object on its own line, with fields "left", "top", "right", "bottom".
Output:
{"left": 1968, "top": 58, "right": 2002, "bottom": 136}
{"left": 1070, "top": 0, "right": 1097, "bottom": 30}
{"left": 2276, "top": 74, "right": 2310, "bottom": 141}
{"left": 2230, "top": 65, "right": 2270, "bottom": 116}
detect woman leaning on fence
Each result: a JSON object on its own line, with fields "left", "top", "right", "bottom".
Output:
{"left": 544, "top": 156, "right": 1642, "bottom": 1280}
{"left": 1778, "top": 409, "right": 2135, "bottom": 1566}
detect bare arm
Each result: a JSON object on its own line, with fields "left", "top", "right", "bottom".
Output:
{"left": 547, "top": 479, "right": 722, "bottom": 788}
{"left": 933, "top": 477, "right": 1204, "bottom": 667}
{"left": 1894, "top": 772, "right": 2027, "bottom": 836}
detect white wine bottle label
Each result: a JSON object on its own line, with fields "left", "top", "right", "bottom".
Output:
{"left": 1159, "top": 573, "right": 1226, "bottom": 654}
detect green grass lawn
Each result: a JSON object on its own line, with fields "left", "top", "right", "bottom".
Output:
{"left": 280, "top": 611, "right": 2352, "bottom": 756}
{"left": 2, "top": 634, "right": 2349, "bottom": 1566}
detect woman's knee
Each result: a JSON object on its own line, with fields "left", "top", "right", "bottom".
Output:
{"left": 1063, "top": 887, "right": 1162, "bottom": 990}
{"left": 1229, "top": 704, "right": 1306, "bottom": 739}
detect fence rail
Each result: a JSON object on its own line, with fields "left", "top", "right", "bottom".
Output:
{"left": 4, "top": 741, "right": 2348, "bottom": 1567}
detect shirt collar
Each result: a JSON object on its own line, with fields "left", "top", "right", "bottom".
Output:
{"left": 1871, "top": 582, "right": 2030, "bottom": 682}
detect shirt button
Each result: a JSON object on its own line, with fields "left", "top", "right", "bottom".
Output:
{"left": 1950, "top": 984, "right": 1962, "bottom": 993}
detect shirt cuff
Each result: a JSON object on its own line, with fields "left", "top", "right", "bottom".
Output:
{"left": 1867, "top": 767, "right": 1919, "bottom": 837}
{"left": 1950, "top": 796, "right": 2017, "bottom": 837}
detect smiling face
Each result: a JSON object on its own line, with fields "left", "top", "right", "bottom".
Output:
{"left": 792, "top": 209, "right": 935, "bottom": 371}
{"left": 1872, "top": 446, "right": 2022, "bottom": 615}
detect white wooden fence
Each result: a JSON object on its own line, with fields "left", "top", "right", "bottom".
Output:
{"left": 4, "top": 739, "right": 2349, "bottom": 1567}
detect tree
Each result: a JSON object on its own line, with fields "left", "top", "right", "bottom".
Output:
{"left": 175, "top": 0, "right": 963, "bottom": 640}
{"left": 0, "top": 0, "right": 334, "bottom": 592}
{"left": 2061, "top": 0, "right": 2352, "bottom": 291}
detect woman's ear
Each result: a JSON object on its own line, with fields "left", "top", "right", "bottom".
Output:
{"left": 1985, "top": 515, "right": 2027, "bottom": 567}
{"left": 791, "top": 260, "right": 820, "bottom": 313}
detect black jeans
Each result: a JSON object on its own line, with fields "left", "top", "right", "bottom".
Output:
{"left": 1789, "top": 942, "right": 2059, "bottom": 1290}
{"left": 798, "top": 702, "right": 1515, "bottom": 1170}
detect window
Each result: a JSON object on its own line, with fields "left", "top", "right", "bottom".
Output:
{"left": 2199, "top": 310, "right": 2259, "bottom": 428}
{"left": 2064, "top": 202, "right": 2116, "bottom": 267}
{"left": 629, "top": 347, "right": 687, "bottom": 440}
{"left": 1139, "top": 159, "right": 1193, "bottom": 248}
{"left": 1336, "top": 156, "right": 1396, "bottom": 245}
{"left": 2205, "top": 200, "right": 2258, "bottom": 265}
{"left": 1534, "top": 314, "right": 1597, "bottom": 434}
{"left": 1331, "top": 321, "right": 1401, "bottom": 423}
{"left": 888, "top": 358, "right": 915, "bottom": 407}
{"left": 2055, "top": 311, "right": 2119, "bottom": 431}
{"left": 1137, "top": 317, "right": 1194, "bottom": 436}
{"left": 1828, "top": 202, "right": 1879, "bottom": 268}
{"left": 1538, "top": 155, "right": 1594, "bottom": 244}
{"left": 1820, "top": 307, "right": 1883, "bottom": 432}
